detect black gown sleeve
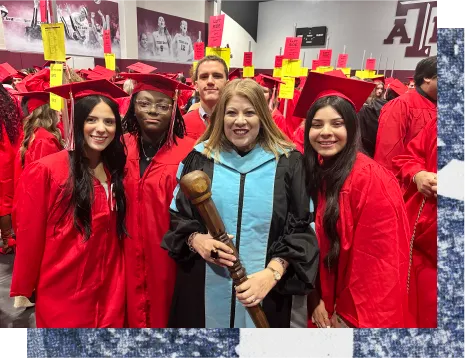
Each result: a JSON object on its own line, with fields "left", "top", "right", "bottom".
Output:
{"left": 161, "top": 150, "right": 209, "bottom": 263}
{"left": 268, "top": 151, "right": 319, "bottom": 295}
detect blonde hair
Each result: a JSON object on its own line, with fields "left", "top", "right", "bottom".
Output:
{"left": 20, "top": 104, "right": 63, "bottom": 167}
{"left": 123, "top": 79, "right": 135, "bottom": 95}
{"left": 63, "top": 68, "right": 84, "bottom": 84}
{"left": 198, "top": 79, "right": 295, "bottom": 161}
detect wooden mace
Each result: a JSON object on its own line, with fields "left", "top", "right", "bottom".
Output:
{"left": 180, "top": 170, "right": 270, "bottom": 328}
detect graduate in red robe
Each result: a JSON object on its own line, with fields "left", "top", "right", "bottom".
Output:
{"left": 183, "top": 56, "right": 229, "bottom": 140}
{"left": 119, "top": 72, "right": 195, "bottom": 327}
{"left": 392, "top": 117, "right": 437, "bottom": 328}
{"left": 0, "top": 85, "right": 22, "bottom": 254}
{"left": 295, "top": 72, "right": 410, "bottom": 328}
{"left": 374, "top": 56, "right": 437, "bottom": 171}
{"left": 278, "top": 84, "right": 303, "bottom": 137}
{"left": 13, "top": 91, "right": 63, "bottom": 188}
{"left": 11, "top": 80, "right": 129, "bottom": 328}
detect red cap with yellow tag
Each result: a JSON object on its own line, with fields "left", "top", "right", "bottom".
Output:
{"left": 293, "top": 71, "right": 375, "bottom": 118}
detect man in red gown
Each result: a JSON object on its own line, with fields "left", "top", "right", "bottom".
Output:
{"left": 374, "top": 56, "right": 437, "bottom": 171}
{"left": 392, "top": 117, "right": 438, "bottom": 328}
{"left": 182, "top": 55, "right": 228, "bottom": 140}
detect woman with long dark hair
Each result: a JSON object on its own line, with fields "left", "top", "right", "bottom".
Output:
{"left": 297, "top": 72, "right": 411, "bottom": 328}
{"left": 120, "top": 73, "right": 195, "bottom": 327}
{"left": 11, "top": 80, "right": 128, "bottom": 328}
{"left": 0, "top": 85, "right": 22, "bottom": 254}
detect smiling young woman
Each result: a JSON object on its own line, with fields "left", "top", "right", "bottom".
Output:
{"left": 162, "top": 79, "right": 319, "bottom": 328}
{"left": 296, "top": 71, "right": 412, "bottom": 328}
{"left": 119, "top": 72, "right": 195, "bottom": 328}
{"left": 10, "top": 80, "right": 128, "bottom": 328}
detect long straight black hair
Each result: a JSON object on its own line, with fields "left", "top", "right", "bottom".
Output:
{"left": 123, "top": 92, "right": 186, "bottom": 143}
{"left": 64, "top": 95, "right": 127, "bottom": 240}
{"left": 303, "top": 96, "right": 359, "bottom": 269}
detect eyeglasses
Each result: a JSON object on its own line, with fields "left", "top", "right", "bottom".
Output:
{"left": 135, "top": 100, "right": 172, "bottom": 113}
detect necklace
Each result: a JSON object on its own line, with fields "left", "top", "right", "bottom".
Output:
{"left": 140, "top": 137, "right": 163, "bottom": 162}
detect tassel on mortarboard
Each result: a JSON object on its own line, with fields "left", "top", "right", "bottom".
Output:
{"left": 166, "top": 89, "right": 178, "bottom": 147}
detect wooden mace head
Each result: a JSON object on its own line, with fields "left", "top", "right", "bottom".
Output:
{"left": 179, "top": 170, "right": 212, "bottom": 205}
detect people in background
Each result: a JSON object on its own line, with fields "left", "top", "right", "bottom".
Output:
{"left": 120, "top": 73, "right": 195, "bottom": 327}
{"left": 153, "top": 16, "right": 172, "bottom": 61}
{"left": 173, "top": 20, "right": 194, "bottom": 63}
{"left": 162, "top": 79, "right": 318, "bottom": 328}
{"left": 11, "top": 80, "right": 128, "bottom": 328}
{"left": 374, "top": 56, "right": 437, "bottom": 171}
{"left": 182, "top": 55, "right": 228, "bottom": 140}
{"left": 0, "top": 85, "right": 22, "bottom": 255}
{"left": 297, "top": 72, "right": 410, "bottom": 328}
{"left": 392, "top": 117, "right": 438, "bottom": 328}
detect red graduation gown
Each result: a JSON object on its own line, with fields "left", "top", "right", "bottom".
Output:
{"left": 13, "top": 127, "right": 62, "bottom": 190}
{"left": 278, "top": 89, "right": 304, "bottom": 136}
{"left": 123, "top": 133, "right": 195, "bottom": 327}
{"left": 272, "top": 108, "right": 293, "bottom": 139}
{"left": 314, "top": 153, "right": 410, "bottom": 327}
{"left": 392, "top": 118, "right": 437, "bottom": 328}
{"left": 11, "top": 150, "right": 125, "bottom": 328}
{"left": 183, "top": 109, "right": 207, "bottom": 141}
{"left": 374, "top": 89, "right": 436, "bottom": 172}
{"left": 0, "top": 125, "right": 18, "bottom": 217}
{"left": 292, "top": 125, "right": 305, "bottom": 154}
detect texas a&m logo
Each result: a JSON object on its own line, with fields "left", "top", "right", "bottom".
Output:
{"left": 384, "top": 0, "right": 437, "bottom": 57}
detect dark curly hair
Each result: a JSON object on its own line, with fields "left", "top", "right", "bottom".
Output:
{"left": 0, "top": 85, "right": 21, "bottom": 144}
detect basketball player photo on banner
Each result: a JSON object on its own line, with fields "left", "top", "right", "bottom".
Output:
{"left": 137, "top": 6, "right": 206, "bottom": 63}
{"left": 0, "top": 0, "right": 120, "bottom": 57}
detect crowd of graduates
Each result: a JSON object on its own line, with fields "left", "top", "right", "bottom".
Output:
{"left": 0, "top": 54, "right": 437, "bottom": 328}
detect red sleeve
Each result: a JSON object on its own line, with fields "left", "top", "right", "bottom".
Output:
{"left": 392, "top": 118, "right": 437, "bottom": 193}
{"left": 27, "top": 138, "right": 62, "bottom": 165}
{"left": 10, "top": 162, "right": 50, "bottom": 297}
{"left": 0, "top": 128, "right": 16, "bottom": 216}
{"left": 374, "top": 99, "right": 409, "bottom": 171}
{"left": 337, "top": 163, "right": 410, "bottom": 328}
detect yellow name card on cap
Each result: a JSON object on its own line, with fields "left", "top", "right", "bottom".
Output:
{"left": 300, "top": 67, "right": 309, "bottom": 77}
{"left": 272, "top": 67, "right": 282, "bottom": 78}
{"left": 316, "top": 66, "right": 334, "bottom": 74}
{"left": 205, "top": 47, "right": 231, "bottom": 69}
{"left": 243, "top": 66, "right": 255, "bottom": 78}
{"left": 41, "top": 23, "right": 66, "bottom": 62}
{"left": 278, "top": 76, "right": 295, "bottom": 99}
{"left": 282, "top": 59, "right": 301, "bottom": 78}
{"left": 355, "top": 69, "right": 376, "bottom": 79}
{"left": 104, "top": 53, "right": 116, "bottom": 71}
{"left": 49, "top": 63, "right": 63, "bottom": 111}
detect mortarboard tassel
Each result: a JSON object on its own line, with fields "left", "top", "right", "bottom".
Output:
{"left": 166, "top": 89, "right": 178, "bottom": 147}
{"left": 269, "top": 86, "right": 277, "bottom": 111}
{"left": 68, "top": 94, "right": 75, "bottom": 151}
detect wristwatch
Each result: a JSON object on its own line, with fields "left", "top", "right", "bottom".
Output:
{"left": 267, "top": 266, "right": 282, "bottom": 281}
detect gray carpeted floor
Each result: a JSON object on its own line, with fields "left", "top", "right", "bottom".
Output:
{"left": 0, "top": 253, "right": 36, "bottom": 327}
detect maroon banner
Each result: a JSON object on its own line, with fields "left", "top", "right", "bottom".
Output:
{"left": 0, "top": 0, "right": 120, "bottom": 58}
{"left": 137, "top": 7, "right": 207, "bottom": 64}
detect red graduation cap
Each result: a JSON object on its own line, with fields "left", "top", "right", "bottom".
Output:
{"left": 45, "top": 79, "right": 128, "bottom": 102}
{"left": 16, "top": 91, "right": 50, "bottom": 113}
{"left": 324, "top": 69, "right": 347, "bottom": 78}
{"left": 293, "top": 71, "right": 376, "bottom": 117}
{"left": 89, "top": 65, "right": 116, "bottom": 80}
{"left": 228, "top": 68, "right": 241, "bottom": 81}
{"left": 370, "top": 75, "right": 385, "bottom": 83}
{"left": 120, "top": 72, "right": 194, "bottom": 146}
{"left": 386, "top": 78, "right": 408, "bottom": 96}
{"left": 0, "top": 62, "right": 25, "bottom": 82}
{"left": 126, "top": 62, "right": 157, "bottom": 74}
{"left": 119, "top": 72, "right": 194, "bottom": 97}
{"left": 254, "top": 74, "right": 284, "bottom": 89}
{"left": 407, "top": 76, "right": 414, "bottom": 81}
{"left": 21, "top": 68, "right": 50, "bottom": 91}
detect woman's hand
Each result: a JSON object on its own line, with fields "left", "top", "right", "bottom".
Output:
{"left": 235, "top": 269, "right": 276, "bottom": 307}
{"left": 191, "top": 233, "right": 236, "bottom": 268}
{"left": 312, "top": 299, "right": 331, "bottom": 328}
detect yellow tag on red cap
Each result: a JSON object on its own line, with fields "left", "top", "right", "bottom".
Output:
{"left": 49, "top": 63, "right": 63, "bottom": 111}
{"left": 41, "top": 23, "right": 66, "bottom": 62}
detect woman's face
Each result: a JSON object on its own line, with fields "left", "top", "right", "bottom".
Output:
{"left": 158, "top": 17, "right": 165, "bottom": 28}
{"left": 308, "top": 105, "right": 347, "bottom": 158}
{"left": 83, "top": 100, "right": 117, "bottom": 154}
{"left": 140, "top": 33, "right": 148, "bottom": 49}
{"left": 134, "top": 90, "right": 173, "bottom": 137}
{"left": 262, "top": 86, "right": 270, "bottom": 102}
{"left": 375, "top": 83, "right": 384, "bottom": 97}
{"left": 224, "top": 95, "right": 260, "bottom": 153}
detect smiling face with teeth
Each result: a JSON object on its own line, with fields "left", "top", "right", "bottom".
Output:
{"left": 223, "top": 95, "right": 260, "bottom": 153}
{"left": 83, "top": 100, "right": 117, "bottom": 156}
{"left": 309, "top": 105, "right": 347, "bottom": 158}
